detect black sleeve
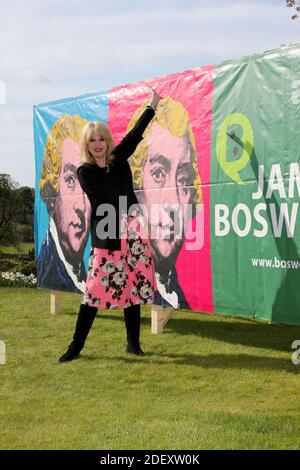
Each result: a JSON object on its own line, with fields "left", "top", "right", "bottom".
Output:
{"left": 77, "top": 165, "right": 102, "bottom": 198}
{"left": 112, "top": 106, "right": 155, "bottom": 160}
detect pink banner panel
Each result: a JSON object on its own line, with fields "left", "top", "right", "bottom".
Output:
{"left": 108, "top": 65, "right": 214, "bottom": 312}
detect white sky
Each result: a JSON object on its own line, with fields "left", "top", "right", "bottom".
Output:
{"left": 0, "top": 0, "right": 299, "bottom": 187}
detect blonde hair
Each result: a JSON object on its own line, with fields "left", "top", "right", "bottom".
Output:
{"left": 39, "top": 114, "right": 86, "bottom": 212}
{"left": 127, "top": 97, "right": 202, "bottom": 209}
{"left": 80, "top": 121, "right": 115, "bottom": 165}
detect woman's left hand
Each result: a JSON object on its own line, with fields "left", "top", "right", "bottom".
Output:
{"left": 149, "top": 87, "right": 162, "bottom": 110}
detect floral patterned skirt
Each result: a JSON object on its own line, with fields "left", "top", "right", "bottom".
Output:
{"left": 82, "top": 213, "right": 157, "bottom": 309}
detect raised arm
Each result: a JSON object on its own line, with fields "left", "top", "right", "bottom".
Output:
{"left": 112, "top": 87, "right": 162, "bottom": 160}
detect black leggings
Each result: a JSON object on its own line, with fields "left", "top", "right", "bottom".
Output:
{"left": 123, "top": 304, "right": 140, "bottom": 315}
{"left": 81, "top": 304, "right": 140, "bottom": 315}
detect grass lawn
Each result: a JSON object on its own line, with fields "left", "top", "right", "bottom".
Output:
{"left": 1, "top": 287, "right": 300, "bottom": 450}
{"left": 0, "top": 243, "right": 34, "bottom": 255}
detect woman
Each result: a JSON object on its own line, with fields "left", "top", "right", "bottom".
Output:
{"left": 58, "top": 88, "right": 161, "bottom": 362}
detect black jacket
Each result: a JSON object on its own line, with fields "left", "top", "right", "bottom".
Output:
{"left": 77, "top": 105, "right": 155, "bottom": 250}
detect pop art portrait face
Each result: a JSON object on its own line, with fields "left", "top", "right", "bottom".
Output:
{"left": 139, "top": 123, "right": 194, "bottom": 261}
{"left": 53, "top": 138, "right": 90, "bottom": 264}
{"left": 127, "top": 97, "right": 202, "bottom": 269}
{"left": 39, "top": 114, "right": 90, "bottom": 268}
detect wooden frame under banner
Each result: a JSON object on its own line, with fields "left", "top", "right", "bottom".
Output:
{"left": 50, "top": 291, "right": 172, "bottom": 334}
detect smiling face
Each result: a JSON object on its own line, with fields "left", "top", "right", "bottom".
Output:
{"left": 53, "top": 139, "right": 90, "bottom": 264}
{"left": 139, "top": 124, "right": 193, "bottom": 262}
{"left": 87, "top": 132, "right": 108, "bottom": 163}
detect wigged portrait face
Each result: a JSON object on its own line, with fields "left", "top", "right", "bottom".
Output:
{"left": 139, "top": 124, "right": 194, "bottom": 261}
{"left": 53, "top": 139, "right": 90, "bottom": 262}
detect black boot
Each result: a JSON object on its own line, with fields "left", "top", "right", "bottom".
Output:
{"left": 124, "top": 304, "right": 145, "bottom": 356}
{"left": 58, "top": 303, "right": 98, "bottom": 363}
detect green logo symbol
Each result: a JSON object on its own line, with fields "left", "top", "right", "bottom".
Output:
{"left": 216, "top": 113, "right": 254, "bottom": 184}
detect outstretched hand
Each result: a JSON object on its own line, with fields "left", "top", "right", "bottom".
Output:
{"left": 149, "top": 87, "right": 162, "bottom": 110}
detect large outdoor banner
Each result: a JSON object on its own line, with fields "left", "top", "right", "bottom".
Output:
{"left": 34, "top": 43, "right": 300, "bottom": 325}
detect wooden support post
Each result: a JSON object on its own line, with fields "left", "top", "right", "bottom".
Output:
{"left": 50, "top": 291, "right": 60, "bottom": 315}
{"left": 0, "top": 340, "right": 6, "bottom": 365}
{"left": 151, "top": 305, "right": 173, "bottom": 334}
